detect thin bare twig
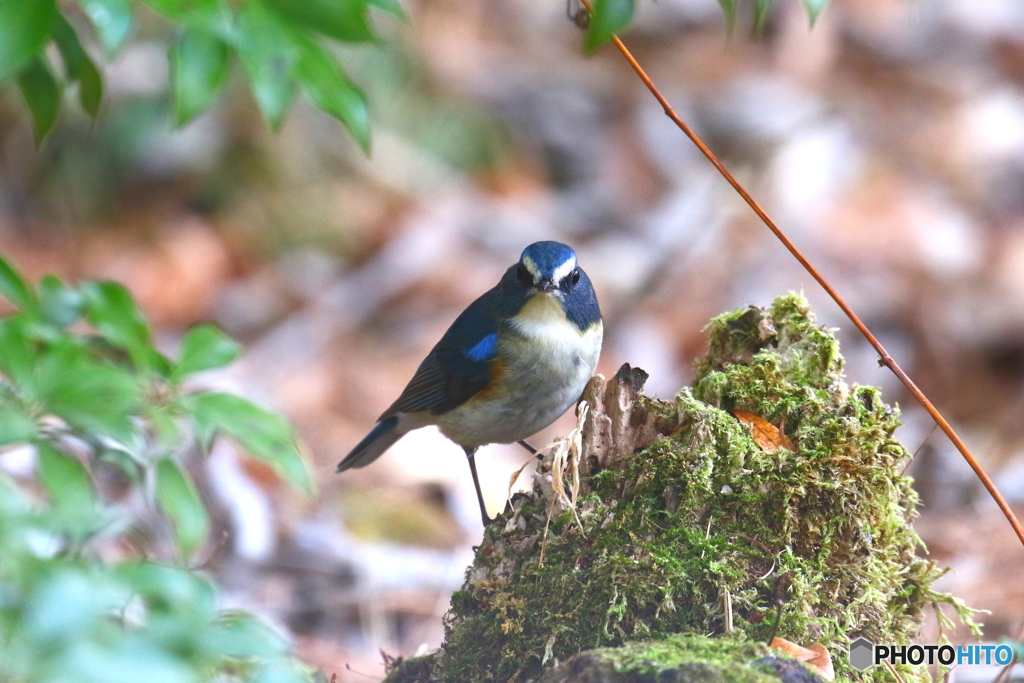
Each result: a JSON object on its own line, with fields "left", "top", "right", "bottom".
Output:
{"left": 723, "top": 587, "right": 733, "bottom": 634}
{"left": 577, "top": 5, "right": 1024, "bottom": 548}
{"left": 884, "top": 659, "right": 908, "bottom": 683}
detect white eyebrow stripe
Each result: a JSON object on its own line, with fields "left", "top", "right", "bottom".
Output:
{"left": 522, "top": 255, "right": 541, "bottom": 279}
{"left": 551, "top": 256, "right": 577, "bottom": 283}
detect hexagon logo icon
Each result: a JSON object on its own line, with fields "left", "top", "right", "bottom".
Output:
{"left": 849, "top": 637, "right": 875, "bottom": 671}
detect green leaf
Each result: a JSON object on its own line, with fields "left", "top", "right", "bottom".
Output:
{"left": 294, "top": 40, "right": 370, "bottom": 152}
{"left": 0, "top": 0, "right": 57, "bottom": 85}
{"left": 76, "top": 0, "right": 133, "bottom": 54}
{"left": 146, "top": 0, "right": 227, "bottom": 31}
{"left": 251, "top": 662, "right": 311, "bottom": 683}
{"left": 17, "top": 58, "right": 60, "bottom": 144}
{"left": 174, "top": 324, "right": 239, "bottom": 378}
{"left": 235, "top": 2, "right": 298, "bottom": 130}
{"left": 38, "top": 275, "right": 83, "bottom": 327}
{"left": 81, "top": 280, "right": 157, "bottom": 371}
{"left": 753, "top": 0, "right": 772, "bottom": 34}
{"left": 25, "top": 568, "right": 124, "bottom": 641}
{"left": 802, "top": 0, "right": 829, "bottom": 25}
{"left": 188, "top": 391, "right": 313, "bottom": 494}
{"left": 62, "top": 635, "right": 196, "bottom": 683}
{"left": 0, "top": 252, "right": 35, "bottom": 309}
{"left": 96, "top": 445, "right": 145, "bottom": 485}
{"left": 170, "top": 24, "right": 230, "bottom": 125}
{"left": 0, "top": 402, "right": 36, "bottom": 446}
{"left": 33, "top": 339, "right": 138, "bottom": 442}
{"left": 117, "top": 562, "right": 216, "bottom": 614}
{"left": 155, "top": 459, "right": 209, "bottom": 559}
{"left": 263, "top": 0, "right": 375, "bottom": 43}
{"left": 36, "top": 443, "right": 95, "bottom": 515}
{"left": 583, "top": 0, "right": 634, "bottom": 52}
{"left": 143, "top": 400, "right": 182, "bottom": 449}
{"left": 0, "top": 318, "right": 37, "bottom": 389}
{"left": 200, "top": 612, "right": 287, "bottom": 659}
{"left": 52, "top": 14, "right": 103, "bottom": 117}
{"left": 717, "top": 0, "right": 737, "bottom": 33}
{"left": 367, "top": 0, "right": 404, "bottom": 19}
{"left": 144, "top": 0, "right": 220, "bottom": 20}
{"left": 143, "top": 0, "right": 186, "bottom": 18}
{"left": 0, "top": 471, "right": 30, "bottom": 515}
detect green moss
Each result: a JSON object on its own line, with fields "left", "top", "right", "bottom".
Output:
{"left": 546, "top": 635, "right": 781, "bottom": 683}
{"left": 602, "top": 634, "right": 770, "bottom": 673}
{"left": 382, "top": 654, "right": 441, "bottom": 683}
{"left": 403, "top": 294, "right": 976, "bottom": 683}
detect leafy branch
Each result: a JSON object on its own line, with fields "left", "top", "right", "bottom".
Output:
{"left": 0, "top": 0, "right": 400, "bottom": 148}
{"left": 1, "top": 0, "right": 829, "bottom": 148}
{"left": 583, "top": 0, "right": 831, "bottom": 51}
{"left": 0, "top": 252, "right": 318, "bottom": 680}
{"left": 0, "top": 252, "right": 313, "bottom": 555}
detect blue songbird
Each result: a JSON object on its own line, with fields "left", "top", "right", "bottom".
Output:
{"left": 336, "top": 241, "right": 603, "bottom": 526}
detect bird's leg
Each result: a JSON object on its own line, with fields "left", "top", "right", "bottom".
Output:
{"left": 517, "top": 440, "right": 542, "bottom": 459}
{"left": 464, "top": 447, "right": 493, "bottom": 527}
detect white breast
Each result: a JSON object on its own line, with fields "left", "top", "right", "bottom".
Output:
{"left": 510, "top": 296, "right": 591, "bottom": 354}
{"left": 436, "top": 293, "right": 603, "bottom": 447}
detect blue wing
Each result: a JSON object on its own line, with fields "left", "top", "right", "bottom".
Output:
{"left": 382, "top": 286, "right": 509, "bottom": 418}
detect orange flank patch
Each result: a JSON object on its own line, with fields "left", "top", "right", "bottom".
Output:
{"left": 732, "top": 410, "right": 796, "bottom": 453}
{"left": 465, "top": 357, "right": 506, "bottom": 403}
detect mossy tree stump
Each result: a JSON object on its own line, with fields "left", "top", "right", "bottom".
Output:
{"left": 385, "top": 294, "right": 973, "bottom": 683}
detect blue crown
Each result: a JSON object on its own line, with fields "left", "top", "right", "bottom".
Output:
{"left": 520, "top": 241, "right": 577, "bottom": 279}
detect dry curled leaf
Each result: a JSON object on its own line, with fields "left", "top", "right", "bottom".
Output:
{"left": 768, "top": 637, "right": 834, "bottom": 681}
{"left": 733, "top": 410, "right": 796, "bottom": 453}
{"left": 806, "top": 643, "right": 835, "bottom": 681}
{"left": 508, "top": 449, "right": 541, "bottom": 495}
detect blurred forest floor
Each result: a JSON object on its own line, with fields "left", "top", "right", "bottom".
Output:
{"left": 2, "top": 0, "right": 1024, "bottom": 680}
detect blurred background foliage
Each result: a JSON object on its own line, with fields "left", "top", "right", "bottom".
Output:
{"left": 0, "top": 0, "right": 829, "bottom": 147}
{"left": 0, "top": 256, "right": 316, "bottom": 681}
{"left": 0, "top": 0, "right": 395, "bottom": 146}
{"left": 2, "top": 0, "right": 1024, "bottom": 680}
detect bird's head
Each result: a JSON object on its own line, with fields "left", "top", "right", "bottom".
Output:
{"left": 513, "top": 241, "right": 581, "bottom": 298}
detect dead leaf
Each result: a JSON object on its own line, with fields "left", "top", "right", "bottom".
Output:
{"left": 507, "top": 450, "right": 540, "bottom": 495}
{"left": 733, "top": 410, "right": 796, "bottom": 453}
{"left": 769, "top": 638, "right": 834, "bottom": 681}
{"left": 807, "top": 643, "right": 834, "bottom": 681}
{"left": 769, "top": 636, "right": 815, "bottom": 661}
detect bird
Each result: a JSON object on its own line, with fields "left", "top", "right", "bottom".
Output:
{"left": 336, "top": 241, "right": 603, "bottom": 526}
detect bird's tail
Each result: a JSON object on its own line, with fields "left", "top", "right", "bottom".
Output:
{"left": 336, "top": 416, "right": 402, "bottom": 472}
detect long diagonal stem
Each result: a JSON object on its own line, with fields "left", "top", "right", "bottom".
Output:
{"left": 580, "top": 9, "right": 1024, "bottom": 547}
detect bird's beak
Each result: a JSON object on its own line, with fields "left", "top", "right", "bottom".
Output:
{"left": 537, "top": 278, "right": 556, "bottom": 292}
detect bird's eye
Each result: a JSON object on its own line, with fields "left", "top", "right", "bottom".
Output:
{"left": 516, "top": 264, "right": 531, "bottom": 284}
{"left": 569, "top": 269, "right": 581, "bottom": 287}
